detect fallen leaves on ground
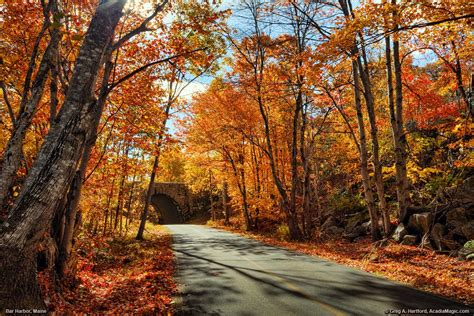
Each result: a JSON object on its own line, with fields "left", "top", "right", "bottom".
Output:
{"left": 39, "top": 223, "right": 177, "bottom": 314}
{"left": 212, "top": 222, "right": 474, "bottom": 305}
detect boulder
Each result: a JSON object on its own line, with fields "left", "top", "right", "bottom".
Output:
{"left": 408, "top": 212, "right": 432, "bottom": 235}
{"left": 441, "top": 238, "right": 460, "bottom": 250}
{"left": 322, "top": 216, "right": 337, "bottom": 231}
{"left": 446, "top": 207, "right": 468, "bottom": 228}
{"left": 458, "top": 240, "right": 474, "bottom": 260}
{"left": 460, "top": 221, "right": 474, "bottom": 240}
{"left": 345, "top": 211, "right": 369, "bottom": 232}
{"left": 446, "top": 228, "right": 467, "bottom": 244}
{"left": 361, "top": 221, "right": 371, "bottom": 232}
{"left": 420, "top": 237, "right": 434, "bottom": 250}
{"left": 444, "top": 176, "right": 474, "bottom": 205}
{"left": 325, "top": 226, "right": 344, "bottom": 236}
{"left": 430, "top": 223, "right": 446, "bottom": 251}
{"left": 404, "top": 206, "right": 431, "bottom": 224}
{"left": 401, "top": 234, "right": 418, "bottom": 245}
{"left": 393, "top": 223, "right": 408, "bottom": 242}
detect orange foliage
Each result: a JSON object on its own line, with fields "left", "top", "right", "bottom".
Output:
{"left": 38, "top": 227, "right": 176, "bottom": 314}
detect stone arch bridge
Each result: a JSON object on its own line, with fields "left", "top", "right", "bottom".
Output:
{"left": 150, "top": 182, "right": 192, "bottom": 224}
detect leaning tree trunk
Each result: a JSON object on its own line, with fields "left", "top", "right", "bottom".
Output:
{"left": 0, "top": 1, "right": 126, "bottom": 309}
{"left": 136, "top": 101, "right": 172, "bottom": 240}
{"left": 136, "top": 155, "right": 159, "bottom": 240}
{"left": 57, "top": 56, "right": 114, "bottom": 278}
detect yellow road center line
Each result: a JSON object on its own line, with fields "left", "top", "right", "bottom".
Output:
{"left": 186, "top": 226, "right": 347, "bottom": 316}
{"left": 240, "top": 250, "right": 348, "bottom": 316}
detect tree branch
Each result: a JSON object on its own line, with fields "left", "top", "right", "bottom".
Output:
{"left": 111, "top": 0, "right": 169, "bottom": 51}
{"left": 0, "top": 81, "right": 16, "bottom": 126}
{"left": 107, "top": 48, "right": 208, "bottom": 93}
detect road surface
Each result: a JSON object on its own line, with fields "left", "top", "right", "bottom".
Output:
{"left": 166, "top": 225, "right": 471, "bottom": 316}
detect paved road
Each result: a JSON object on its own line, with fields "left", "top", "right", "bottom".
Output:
{"left": 167, "top": 225, "right": 471, "bottom": 316}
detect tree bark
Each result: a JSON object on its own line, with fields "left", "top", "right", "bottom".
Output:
{"left": 103, "top": 178, "right": 116, "bottom": 236}
{"left": 136, "top": 155, "right": 159, "bottom": 240}
{"left": 450, "top": 41, "right": 471, "bottom": 119}
{"left": 392, "top": 0, "right": 410, "bottom": 223}
{"left": 223, "top": 147, "right": 253, "bottom": 230}
{"left": 0, "top": 81, "right": 16, "bottom": 126}
{"left": 136, "top": 101, "right": 172, "bottom": 240}
{"left": 223, "top": 181, "right": 230, "bottom": 225}
{"left": 340, "top": 0, "right": 382, "bottom": 240}
{"left": 114, "top": 146, "right": 130, "bottom": 232}
{"left": 57, "top": 55, "right": 115, "bottom": 278}
{"left": 384, "top": 30, "right": 396, "bottom": 234}
{"left": 125, "top": 173, "right": 138, "bottom": 229}
{"left": 0, "top": 1, "right": 126, "bottom": 309}
{"left": 352, "top": 60, "right": 382, "bottom": 241}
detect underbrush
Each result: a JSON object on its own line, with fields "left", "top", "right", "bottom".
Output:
{"left": 39, "top": 222, "right": 177, "bottom": 314}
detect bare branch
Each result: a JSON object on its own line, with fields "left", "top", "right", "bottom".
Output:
{"left": 0, "top": 81, "right": 16, "bottom": 126}
{"left": 107, "top": 48, "right": 208, "bottom": 93}
{"left": 111, "top": 0, "right": 169, "bottom": 51}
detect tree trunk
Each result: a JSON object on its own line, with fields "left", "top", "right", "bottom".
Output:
{"left": 338, "top": 0, "right": 381, "bottom": 240}
{"left": 0, "top": 245, "right": 45, "bottom": 309}
{"left": 392, "top": 0, "right": 410, "bottom": 223}
{"left": 0, "top": 1, "right": 126, "bottom": 309}
{"left": 383, "top": 30, "right": 396, "bottom": 234}
{"left": 0, "top": 22, "right": 60, "bottom": 210}
{"left": 450, "top": 41, "right": 471, "bottom": 119}
{"left": 103, "top": 178, "right": 116, "bottom": 236}
{"left": 352, "top": 60, "right": 382, "bottom": 241}
{"left": 136, "top": 100, "right": 172, "bottom": 240}
{"left": 125, "top": 173, "right": 137, "bottom": 229}
{"left": 352, "top": 21, "right": 388, "bottom": 236}
{"left": 223, "top": 181, "right": 230, "bottom": 225}
{"left": 136, "top": 155, "right": 158, "bottom": 240}
{"left": 57, "top": 55, "right": 114, "bottom": 278}
{"left": 114, "top": 146, "right": 129, "bottom": 232}
{"left": 225, "top": 149, "right": 253, "bottom": 230}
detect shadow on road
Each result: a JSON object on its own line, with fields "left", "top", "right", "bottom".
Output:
{"left": 169, "top": 226, "right": 471, "bottom": 316}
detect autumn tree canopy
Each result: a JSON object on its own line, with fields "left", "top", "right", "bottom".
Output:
{"left": 0, "top": 0, "right": 472, "bottom": 311}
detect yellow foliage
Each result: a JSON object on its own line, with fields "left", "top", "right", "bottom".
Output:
{"left": 407, "top": 161, "right": 441, "bottom": 184}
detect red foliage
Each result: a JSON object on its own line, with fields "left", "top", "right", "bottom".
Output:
{"left": 38, "top": 229, "right": 177, "bottom": 314}
{"left": 404, "top": 72, "right": 461, "bottom": 129}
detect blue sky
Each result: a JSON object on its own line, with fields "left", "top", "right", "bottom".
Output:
{"left": 163, "top": 0, "right": 437, "bottom": 135}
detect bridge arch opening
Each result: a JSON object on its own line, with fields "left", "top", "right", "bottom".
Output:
{"left": 151, "top": 193, "right": 183, "bottom": 224}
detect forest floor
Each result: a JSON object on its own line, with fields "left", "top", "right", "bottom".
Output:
{"left": 39, "top": 222, "right": 177, "bottom": 314}
{"left": 211, "top": 220, "right": 474, "bottom": 305}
